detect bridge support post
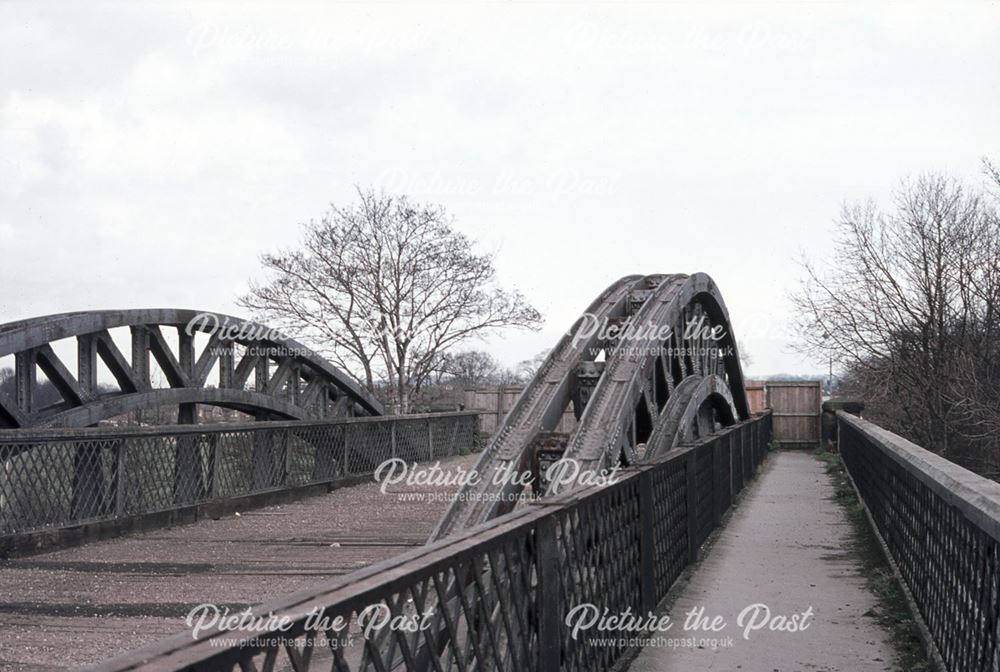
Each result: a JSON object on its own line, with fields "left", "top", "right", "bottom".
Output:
{"left": 342, "top": 429, "right": 351, "bottom": 476}
{"left": 111, "top": 439, "right": 126, "bottom": 515}
{"left": 174, "top": 404, "right": 206, "bottom": 503}
{"left": 252, "top": 412, "right": 276, "bottom": 489}
{"left": 279, "top": 430, "right": 289, "bottom": 485}
{"left": 14, "top": 350, "right": 35, "bottom": 415}
{"left": 745, "top": 427, "right": 751, "bottom": 482}
{"left": 732, "top": 430, "right": 743, "bottom": 495}
{"left": 720, "top": 432, "right": 730, "bottom": 510}
{"left": 77, "top": 335, "right": 98, "bottom": 396}
{"left": 685, "top": 448, "right": 699, "bottom": 563}
{"left": 205, "top": 435, "right": 219, "bottom": 498}
{"left": 638, "top": 469, "right": 657, "bottom": 613}
{"left": 427, "top": 418, "right": 434, "bottom": 460}
{"left": 712, "top": 435, "right": 724, "bottom": 527}
{"left": 536, "top": 516, "right": 562, "bottom": 670}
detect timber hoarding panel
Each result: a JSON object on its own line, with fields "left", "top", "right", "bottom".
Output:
{"left": 767, "top": 381, "right": 822, "bottom": 448}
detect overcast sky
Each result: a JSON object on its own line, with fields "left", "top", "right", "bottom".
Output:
{"left": 1, "top": 2, "right": 998, "bottom": 377}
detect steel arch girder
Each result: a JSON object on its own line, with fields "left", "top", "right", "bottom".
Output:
{"left": 556, "top": 272, "right": 749, "bottom": 479}
{"left": 641, "top": 373, "right": 738, "bottom": 462}
{"left": 432, "top": 271, "right": 751, "bottom": 539}
{"left": 31, "top": 388, "right": 312, "bottom": 428}
{"left": 429, "top": 274, "right": 661, "bottom": 540}
{"left": 0, "top": 309, "right": 382, "bottom": 427}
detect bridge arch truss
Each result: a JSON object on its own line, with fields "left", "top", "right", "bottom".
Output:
{"left": 0, "top": 309, "right": 382, "bottom": 428}
{"left": 433, "top": 272, "right": 750, "bottom": 539}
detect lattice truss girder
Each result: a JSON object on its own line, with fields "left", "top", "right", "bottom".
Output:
{"left": 0, "top": 310, "right": 382, "bottom": 428}
{"left": 432, "top": 272, "right": 750, "bottom": 540}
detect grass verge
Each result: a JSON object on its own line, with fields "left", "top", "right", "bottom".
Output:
{"left": 814, "top": 447, "right": 929, "bottom": 672}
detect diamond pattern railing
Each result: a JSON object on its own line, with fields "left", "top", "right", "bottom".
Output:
{"left": 86, "top": 411, "right": 772, "bottom": 672}
{"left": 838, "top": 411, "right": 1000, "bottom": 672}
{"left": 0, "top": 412, "right": 479, "bottom": 538}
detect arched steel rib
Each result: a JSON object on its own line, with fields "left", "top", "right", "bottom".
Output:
{"left": 641, "top": 373, "right": 737, "bottom": 462}
{"left": 552, "top": 272, "right": 749, "bottom": 489}
{"left": 429, "top": 274, "right": 657, "bottom": 540}
{"left": 0, "top": 309, "right": 382, "bottom": 426}
{"left": 410, "top": 272, "right": 752, "bottom": 672}
{"left": 31, "top": 388, "right": 314, "bottom": 428}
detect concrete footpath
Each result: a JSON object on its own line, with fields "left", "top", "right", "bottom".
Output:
{"left": 630, "top": 450, "right": 896, "bottom": 672}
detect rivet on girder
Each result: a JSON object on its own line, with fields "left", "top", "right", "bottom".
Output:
{"left": 572, "top": 361, "right": 605, "bottom": 419}
{"left": 603, "top": 316, "right": 626, "bottom": 356}
{"left": 627, "top": 289, "right": 653, "bottom": 316}
{"left": 530, "top": 431, "right": 571, "bottom": 495}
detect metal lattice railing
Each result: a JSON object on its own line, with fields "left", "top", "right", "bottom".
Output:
{"left": 838, "top": 411, "right": 1000, "bottom": 672}
{"left": 0, "top": 412, "right": 479, "bottom": 538}
{"left": 87, "top": 411, "right": 772, "bottom": 672}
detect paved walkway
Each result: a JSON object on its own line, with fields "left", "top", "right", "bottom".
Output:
{"left": 631, "top": 450, "right": 896, "bottom": 672}
{"left": 0, "top": 453, "right": 479, "bottom": 671}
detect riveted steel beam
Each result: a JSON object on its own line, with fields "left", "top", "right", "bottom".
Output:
{"left": 0, "top": 309, "right": 382, "bottom": 427}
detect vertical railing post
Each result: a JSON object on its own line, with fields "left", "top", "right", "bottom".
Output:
{"left": 113, "top": 439, "right": 126, "bottom": 515}
{"left": 755, "top": 415, "right": 762, "bottom": 455}
{"left": 737, "top": 423, "right": 753, "bottom": 492}
{"left": 725, "top": 431, "right": 733, "bottom": 508}
{"left": 745, "top": 423, "right": 752, "bottom": 477}
{"left": 281, "top": 429, "right": 291, "bottom": 486}
{"left": 251, "top": 425, "right": 271, "bottom": 491}
{"left": 753, "top": 417, "right": 760, "bottom": 466}
{"left": 711, "top": 434, "right": 723, "bottom": 527}
{"left": 450, "top": 419, "right": 460, "bottom": 457}
{"left": 685, "top": 448, "right": 699, "bottom": 563}
{"left": 427, "top": 418, "right": 434, "bottom": 461}
{"left": 343, "top": 426, "right": 351, "bottom": 476}
{"left": 207, "top": 434, "right": 219, "bottom": 497}
{"left": 751, "top": 418, "right": 759, "bottom": 468}
{"left": 730, "top": 431, "right": 739, "bottom": 496}
{"left": 760, "top": 416, "right": 766, "bottom": 464}
{"left": 536, "top": 516, "right": 562, "bottom": 670}
{"left": 391, "top": 421, "right": 397, "bottom": 460}
{"left": 638, "top": 469, "right": 657, "bottom": 612}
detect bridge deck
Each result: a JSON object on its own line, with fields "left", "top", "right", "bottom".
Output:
{"left": 630, "top": 450, "right": 896, "bottom": 671}
{"left": 0, "top": 453, "right": 479, "bottom": 671}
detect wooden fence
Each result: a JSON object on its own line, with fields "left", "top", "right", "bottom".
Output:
{"left": 463, "top": 387, "right": 576, "bottom": 435}
{"left": 745, "top": 380, "right": 767, "bottom": 414}
{"left": 467, "top": 379, "right": 821, "bottom": 448}
{"left": 766, "top": 381, "right": 822, "bottom": 448}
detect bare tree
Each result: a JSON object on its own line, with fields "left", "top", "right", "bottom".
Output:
{"left": 493, "top": 365, "right": 527, "bottom": 386}
{"left": 0, "top": 366, "right": 66, "bottom": 410}
{"left": 737, "top": 339, "right": 753, "bottom": 369}
{"left": 241, "top": 187, "right": 543, "bottom": 413}
{"left": 984, "top": 156, "right": 1000, "bottom": 196}
{"left": 438, "top": 350, "right": 500, "bottom": 387}
{"left": 515, "top": 349, "right": 549, "bottom": 381}
{"left": 792, "top": 171, "right": 1000, "bottom": 474}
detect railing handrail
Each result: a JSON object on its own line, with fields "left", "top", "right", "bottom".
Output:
{"left": 87, "top": 504, "right": 552, "bottom": 670}
{"left": 837, "top": 411, "right": 1000, "bottom": 541}
{"left": 0, "top": 413, "right": 480, "bottom": 550}
{"left": 0, "top": 411, "right": 479, "bottom": 444}
{"left": 86, "top": 411, "right": 772, "bottom": 672}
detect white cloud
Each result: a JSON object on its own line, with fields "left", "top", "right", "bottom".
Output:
{"left": 0, "top": 54, "right": 307, "bottom": 192}
{"left": 0, "top": 1, "right": 997, "bottom": 376}
{"left": 0, "top": 219, "right": 14, "bottom": 242}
